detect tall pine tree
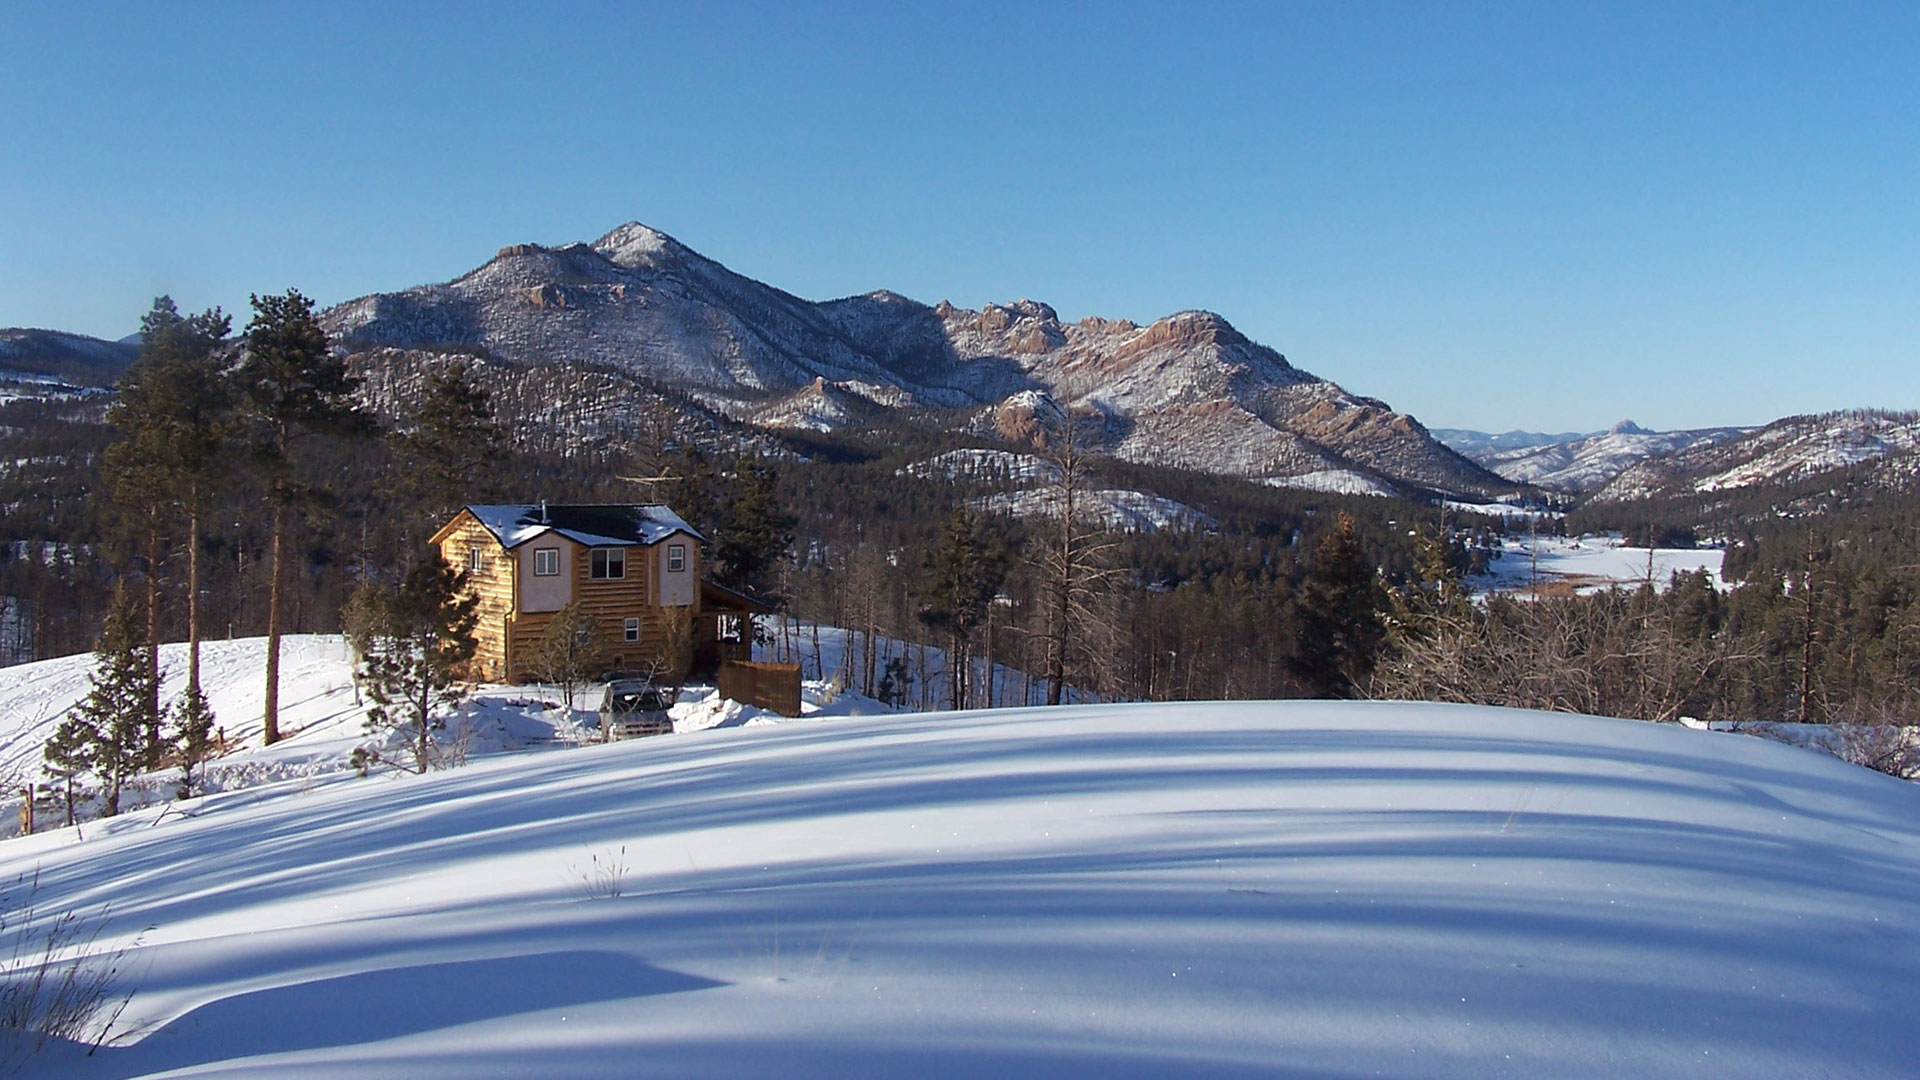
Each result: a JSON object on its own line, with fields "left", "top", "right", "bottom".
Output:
{"left": 105, "top": 297, "right": 235, "bottom": 722}
{"left": 1291, "top": 512, "right": 1388, "bottom": 699}
{"left": 236, "top": 289, "right": 369, "bottom": 745}
{"left": 397, "top": 361, "right": 505, "bottom": 530}
{"left": 713, "top": 455, "right": 794, "bottom": 601}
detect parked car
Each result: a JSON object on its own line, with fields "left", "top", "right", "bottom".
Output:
{"left": 599, "top": 677, "right": 675, "bottom": 740}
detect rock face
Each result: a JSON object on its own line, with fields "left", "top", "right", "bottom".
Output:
{"left": 320, "top": 222, "right": 1512, "bottom": 498}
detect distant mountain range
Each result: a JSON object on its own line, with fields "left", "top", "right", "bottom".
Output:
{"left": 6, "top": 223, "right": 1916, "bottom": 514}
{"left": 317, "top": 222, "right": 1515, "bottom": 500}
{"left": 1435, "top": 420, "right": 1751, "bottom": 494}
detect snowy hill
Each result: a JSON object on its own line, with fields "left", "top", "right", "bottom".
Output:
{"left": 316, "top": 223, "right": 1513, "bottom": 498}
{"left": 8, "top": 699, "right": 1919, "bottom": 1078}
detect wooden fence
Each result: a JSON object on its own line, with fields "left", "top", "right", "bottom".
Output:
{"left": 718, "top": 660, "right": 803, "bottom": 718}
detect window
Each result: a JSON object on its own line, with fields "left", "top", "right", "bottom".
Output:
{"left": 624, "top": 617, "right": 640, "bottom": 642}
{"left": 668, "top": 543, "right": 686, "bottom": 573}
{"left": 590, "top": 547, "right": 625, "bottom": 579}
{"left": 533, "top": 547, "right": 560, "bottom": 576}
{"left": 467, "top": 546, "right": 485, "bottom": 573}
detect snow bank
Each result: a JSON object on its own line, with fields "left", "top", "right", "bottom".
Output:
{"left": 8, "top": 700, "right": 1919, "bottom": 1078}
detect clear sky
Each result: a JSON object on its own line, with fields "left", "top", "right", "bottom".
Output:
{"left": 3, "top": 2, "right": 1915, "bottom": 432}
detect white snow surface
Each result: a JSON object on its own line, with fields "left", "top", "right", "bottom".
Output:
{"left": 1477, "top": 535, "right": 1725, "bottom": 595}
{"left": 1260, "top": 469, "right": 1401, "bottom": 498}
{"left": 0, "top": 636, "right": 860, "bottom": 829}
{"left": 8, "top": 698, "right": 1920, "bottom": 1078}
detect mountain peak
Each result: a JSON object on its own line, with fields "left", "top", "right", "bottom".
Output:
{"left": 592, "top": 221, "right": 690, "bottom": 267}
{"left": 1610, "top": 419, "right": 1650, "bottom": 435}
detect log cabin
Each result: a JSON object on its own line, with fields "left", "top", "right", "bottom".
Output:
{"left": 431, "top": 503, "right": 765, "bottom": 684}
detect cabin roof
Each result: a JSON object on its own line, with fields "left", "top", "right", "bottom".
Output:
{"left": 460, "top": 504, "right": 703, "bottom": 550}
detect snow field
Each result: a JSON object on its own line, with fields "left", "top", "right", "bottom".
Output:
{"left": 1477, "top": 534, "right": 1725, "bottom": 595}
{"left": 5, "top": 699, "right": 1918, "bottom": 1077}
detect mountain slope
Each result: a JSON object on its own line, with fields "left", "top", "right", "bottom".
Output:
{"left": 1592, "top": 410, "right": 1920, "bottom": 503}
{"left": 320, "top": 223, "right": 1513, "bottom": 498}
{"left": 11, "top": 700, "right": 1920, "bottom": 1078}
{"left": 0, "top": 328, "right": 136, "bottom": 387}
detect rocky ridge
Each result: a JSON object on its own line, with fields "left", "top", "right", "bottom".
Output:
{"left": 319, "top": 222, "right": 1515, "bottom": 498}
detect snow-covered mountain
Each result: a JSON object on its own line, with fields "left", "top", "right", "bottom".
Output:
{"left": 319, "top": 223, "right": 1514, "bottom": 498}
{"left": 1591, "top": 409, "right": 1920, "bottom": 503}
{"left": 0, "top": 327, "right": 136, "bottom": 388}
{"left": 1446, "top": 420, "right": 1751, "bottom": 493}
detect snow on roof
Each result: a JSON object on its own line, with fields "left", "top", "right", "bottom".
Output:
{"left": 464, "top": 504, "right": 702, "bottom": 550}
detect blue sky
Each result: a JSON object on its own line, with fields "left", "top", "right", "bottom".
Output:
{"left": 2, "top": 2, "right": 1915, "bottom": 431}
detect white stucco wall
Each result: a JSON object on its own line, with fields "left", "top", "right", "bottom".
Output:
{"left": 518, "top": 539, "right": 574, "bottom": 613}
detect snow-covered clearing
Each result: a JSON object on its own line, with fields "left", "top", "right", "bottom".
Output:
{"left": 1477, "top": 534, "right": 1725, "bottom": 596}
{"left": 0, "top": 636, "right": 880, "bottom": 835}
{"left": 5, "top": 699, "right": 1918, "bottom": 1077}
{"left": 1260, "top": 469, "right": 1400, "bottom": 498}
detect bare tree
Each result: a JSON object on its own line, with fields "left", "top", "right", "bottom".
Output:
{"left": 529, "top": 602, "right": 604, "bottom": 715}
{"left": 1031, "top": 412, "right": 1122, "bottom": 704}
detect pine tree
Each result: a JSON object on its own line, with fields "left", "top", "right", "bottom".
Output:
{"left": 68, "top": 590, "right": 158, "bottom": 816}
{"left": 236, "top": 289, "right": 370, "bottom": 745}
{"left": 920, "top": 508, "right": 1007, "bottom": 709}
{"left": 713, "top": 455, "right": 795, "bottom": 601}
{"left": 169, "top": 684, "right": 217, "bottom": 800}
{"left": 397, "top": 361, "right": 505, "bottom": 525}
{"left": 1291, "top": 512, "right": 1388, "bottom": 699}
{"left": 355, "top": 550, "right": 479, "bottom": 773}
{"left": 40, "top": 716, "right": 94, "bottom": 828}
{"left": 105, "top": 297, "right": 236, "bottom": 736}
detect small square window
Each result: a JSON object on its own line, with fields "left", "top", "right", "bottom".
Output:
{"left": 668, "top": 543, "right": 686, "bottom": 573}
{"left": 533, "top": 547, "right": 560, "bottom": 576}
{"left": 591, "top": 548, "right": 625, "bottom": 579}
{"left": 624, "top": 617, "right": 640, "bottom": 642}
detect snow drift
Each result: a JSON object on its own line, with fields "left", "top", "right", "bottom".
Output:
{"left": 6, "top": 699, "right": 1919, "bottom": 1078}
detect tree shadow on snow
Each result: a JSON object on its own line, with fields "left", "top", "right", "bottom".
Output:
{"left": 88, "top": 950, "right": 721, "bottom": 1077}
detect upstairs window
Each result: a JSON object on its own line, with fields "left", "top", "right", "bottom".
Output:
{"left": 467, "top": 547, "right": 485, "bottom": 573}
{"left": 590, "top": 547, "right": 625, "bottom": 580}
{"left": 533, "top": 547, "right": 560, "bottom": 576}
{"left": 668, "top": 543, "right": 687, "bottom": 573}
